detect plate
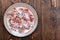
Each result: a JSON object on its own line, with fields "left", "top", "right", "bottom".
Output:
{"left": 4, "top": 3, "right": 38, "bottom": 37}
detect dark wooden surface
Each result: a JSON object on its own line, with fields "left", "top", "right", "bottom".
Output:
{"left": 0, "top": 0, "right": 60, "bottom": 40}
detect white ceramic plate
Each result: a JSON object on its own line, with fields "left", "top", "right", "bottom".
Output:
{"left": 4, "top": 3, "right": 38, "bottom": 37}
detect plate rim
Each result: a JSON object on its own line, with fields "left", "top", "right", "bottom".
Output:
{"left": 4, "top": 3, "right": 38, "bottom": 37}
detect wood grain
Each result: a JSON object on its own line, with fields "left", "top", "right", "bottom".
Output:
{"left": 41, "top": 0, "right": 58, "bottom": 40}
{"left": 1, "top": 0, "right": 60, "bottom": 40}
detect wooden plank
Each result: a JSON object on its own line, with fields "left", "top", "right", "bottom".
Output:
{"left": 1, "top": 0, "right": 12, "bottom": 40}
{"left": 1, "top": 0, "right": 22, "bottom": 40}
{"left": 0, "top": 0, "right": 3, "bottom": 40}
{"left": 7, "top": 0, "right": 22, "bottom": 40}
{"left": 31, "top": 0, "right": 42, "bottom": 40}
{"left": 21, "top": 0, "right": 33, "bottom": 40}
{"left": 56, "top": 0, "right": 60, "bottom": 40}
{"left": 41, "top": 0, "right": 57, "bottom": 40}
{"left": 22, "top": 0, "right": 41, "bottom": 40}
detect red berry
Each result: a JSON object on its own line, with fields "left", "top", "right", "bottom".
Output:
{"left": 13, "top": 7, "right": 16, "bottom": 12}
{"left": 30, "top": 14, "right": 33, "bottom": 16}
{"left": 24, "top": 8, "right": 29, "bottom": 12}
{"left": 13, "top": 7, "right": 16, "bottom": 10}
{"left": 30, "top": 17, "right": 34, "bottom": 22}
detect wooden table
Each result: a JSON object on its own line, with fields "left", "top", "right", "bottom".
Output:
{"left": 0, "top": 0, "right": 60, "bottom": 40}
